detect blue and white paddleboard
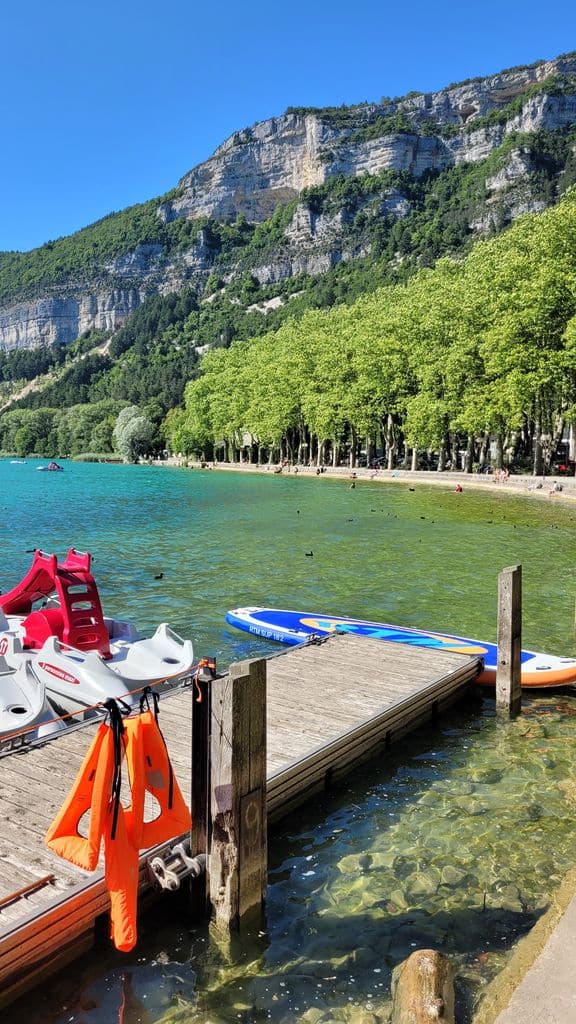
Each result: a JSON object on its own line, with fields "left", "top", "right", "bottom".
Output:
{"left": 225, "top": 606, "right": 576, "bottom": 688}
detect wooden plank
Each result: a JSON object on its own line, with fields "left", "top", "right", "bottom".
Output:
{"left": 496, "top": 564, "right": 522, "bottom": 717}
{"left": 189, "top": 673, "right": 211, "bottom": 920}
{"left": 0, "top": 931, "right": 94, "bottom": 1010}
{"left": 209, "top": 659, "right": 267, "bottom": 930}
{"left": 267, "top": 675, "right": 472, "bottom": 815}
{"left": 240, "top": 658, "right": 267, "bottom": 920}
{"left": 0, "top": 841, "right": 164, "bottom": 973}
{"left": 0, "top": 875, "right": 56, "bottom": 911}
{"left": 267, "top": 659, "right": 477, "bottom": 782}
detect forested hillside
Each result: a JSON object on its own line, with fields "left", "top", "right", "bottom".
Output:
{"left": 1, "top": 54, "right": 576, "bottom": 463}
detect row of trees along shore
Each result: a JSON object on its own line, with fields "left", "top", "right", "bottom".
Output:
{"left": 165, "top": 189, "right": 576, "bottom": 474}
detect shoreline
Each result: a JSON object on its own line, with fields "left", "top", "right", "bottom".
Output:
{"left": 162, "top": 458, "right": 576, "bottom": 504}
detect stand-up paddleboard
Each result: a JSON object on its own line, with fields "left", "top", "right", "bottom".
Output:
{"left": 225, "top": 607, "right": 576, "bottom": 688}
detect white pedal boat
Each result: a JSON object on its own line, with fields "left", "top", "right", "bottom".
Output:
{"left": 25, "top": 625, "right": 194, "bottom": 716}
{"left": 0, "top": 634, "right": 66, "bottom": 751}
{"left": 0, "top": 549, "right": 194, "bottom": 718}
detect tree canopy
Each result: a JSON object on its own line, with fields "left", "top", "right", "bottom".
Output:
{"left": 166, "top": 189, "right": 576, "bottom": 473}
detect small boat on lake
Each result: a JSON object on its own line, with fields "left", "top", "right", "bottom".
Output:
{"left": 226, "top": 606, "right": 576, "bottom": 688}
{"left": 0, "top": 548, "right": 195, "bottom": 718}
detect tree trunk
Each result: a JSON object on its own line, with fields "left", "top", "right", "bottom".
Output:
{"left": 533, "top": 421, "right": 543, "bottom": 477}
{"left": 449, "top": 433, "right": 459, "bottom": 470}
{"left": 386, "top": 416, "right": 396, "bottom": 471}
{"left": 411, "top": 447, "right": 418, "bottom": 472}
{"left": 437, "top": 440, "right": 447, "bottom": 472}
{"left": 464, "top": 434, "right": 474, "bottom": 474}
{"left": 349, "top": 427, "right": 358, "bottom": 469}
{"left": 478, "top": 433, "right": 489, "bottom": 471}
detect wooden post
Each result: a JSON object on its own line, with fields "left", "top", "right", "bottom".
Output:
{"left": 189, "top": 672, "right": 211, "bottom": 919}
{"left": 496, "top": 564, "right": 522, "bottom": 718}
{"left": 209, "top": 658, "right": 267, "bottom": 931}
{"left": 391, "top": 949, "right": 454, "bottom": 1024}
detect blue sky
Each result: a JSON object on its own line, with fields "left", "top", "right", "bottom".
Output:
{"left": 1, "top": 0, "right": 575, "bottom": 252}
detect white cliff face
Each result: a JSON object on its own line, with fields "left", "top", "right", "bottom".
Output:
{"left": 0, "top": 290, "right": 143, "bottom": 349}
{"left": 398, "top": 54, "right": 576, "bottom": 124}
{"left": 159, "top": 54, "right": 576, "bottom": 225}
{"left": 159, "top": 115, "right": 333, "bottom": 224}
{"left": 163, "top": 119, "right": 454, "bottom": 224}
{"left": 2, "top": 53, "right": 576, "bottom": 349}
{"left": 103, "top": 243, "right": 164, "bottom": 278}
{"left": 485, "top": 150, "right": 535, "bottom": 192}
{"left": 328, "top": 134, "right": 453, "bottom": 178}
{"left": 507, "top": 93, "right": 576, "bottom": 133}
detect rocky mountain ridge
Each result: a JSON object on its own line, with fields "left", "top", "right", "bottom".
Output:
{"left": 164, "top": 53, "right": 576, "bottom": 222}
{"left": 1, "top": 51, "right": 576, "bottom": 350}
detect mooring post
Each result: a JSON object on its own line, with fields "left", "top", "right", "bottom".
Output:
{"left": 209, "top": 657, "right": 267, "bottom": 931}
{"left": 391, "top": 949, "right": 454, "bottom": 1024}
{"left": 496, "top": 564, "right": 522, "bottom": 718}
{"left": 189, "top": 671, "right": 212, "bottom": 919}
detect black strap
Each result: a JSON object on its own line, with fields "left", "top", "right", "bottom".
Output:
{"left": 139, "top": 685, "right": 160, "bottom": 719}
{"left": 104, "top": 698, "right": 127, "bottom": 840}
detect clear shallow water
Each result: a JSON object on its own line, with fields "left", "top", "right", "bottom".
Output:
{"left": 3, "top": 460, "right": 576, "bottom": 1023}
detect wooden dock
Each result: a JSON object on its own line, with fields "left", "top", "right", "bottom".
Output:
{"left": 0, "top": 634, "right": 481, "bottom": 1006}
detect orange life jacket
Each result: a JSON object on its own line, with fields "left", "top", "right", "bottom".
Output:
{"left": 45, "top": 721, "right": 116, "bottom": 871}
{"left": 45, "top": 694, "right": 191, "bottom": 953}
{"left": 124, "top": 708, "right": 191, "bottom": 850}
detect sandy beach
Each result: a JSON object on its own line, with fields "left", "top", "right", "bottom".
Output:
{"left": 163, "top": 457, "right": 576, "bottom": 504}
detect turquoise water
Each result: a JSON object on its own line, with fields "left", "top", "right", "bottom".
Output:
{"left": 2, "top": 460, "right": 575, "bottom": 663}
{"left": 3, "top": 460, "right": 576, "bottom": 1024}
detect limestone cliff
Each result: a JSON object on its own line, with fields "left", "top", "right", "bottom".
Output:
{"left": 161, "top": 53, "right": 576, "bottom": 224}
{"left": 1, "top": 52, "right": 576, "bottom": 349}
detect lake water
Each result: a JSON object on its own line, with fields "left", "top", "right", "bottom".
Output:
{"left": 3, "top": 460, "right": 576, "bottom": 1023}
